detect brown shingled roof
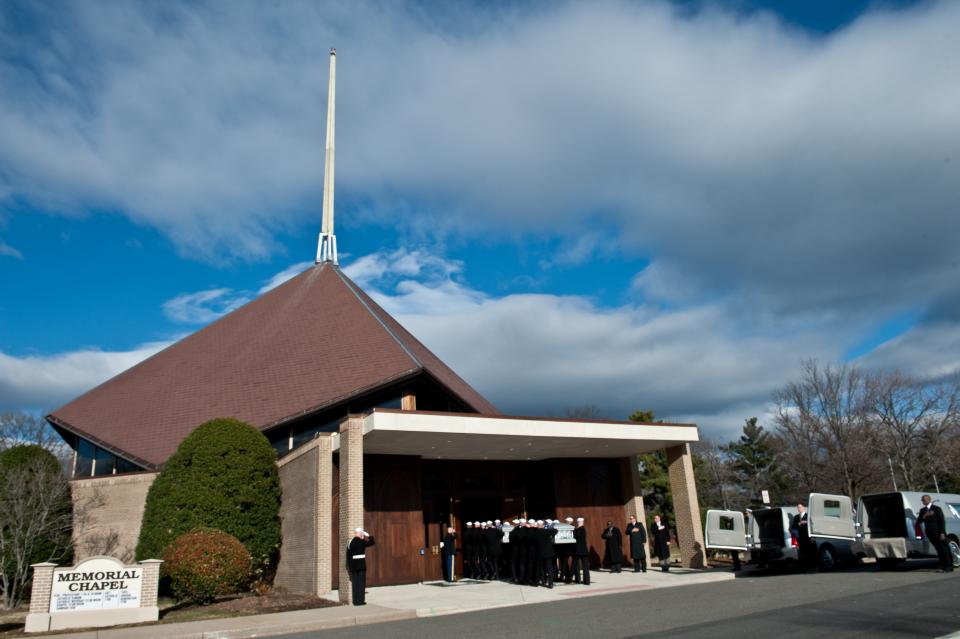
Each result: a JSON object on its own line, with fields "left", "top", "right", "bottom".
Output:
{"left": 48, "top": 263, "right": 497, "bottom": 468}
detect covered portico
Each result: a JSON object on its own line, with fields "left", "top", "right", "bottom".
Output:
{"left": 274, "top": 408, "right": 706, "bottom": 603}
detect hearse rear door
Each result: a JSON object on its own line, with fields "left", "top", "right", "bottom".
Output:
{"left": 705, "top": 509, "right": 748, "bottom": 550}
{"left": 808, "top": 492, "right": 856, "bottom": 540}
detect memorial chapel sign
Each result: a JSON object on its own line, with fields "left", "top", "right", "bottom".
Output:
{"left": 25, "top": 556, "right": 163, "bottom": 633}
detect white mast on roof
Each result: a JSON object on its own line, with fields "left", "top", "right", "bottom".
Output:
{"left": 317, "top": 48, "right": 338, "bottom": 265}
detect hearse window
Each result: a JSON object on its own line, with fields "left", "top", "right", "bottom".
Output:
{"left": 947, "top": 503, "right": 960, "bottom": 519}
{"left": 823, "top": 499, "right": 841, "bottom": 518}
{"left": 719, "top": 515, "right": 735, "bottom": 531}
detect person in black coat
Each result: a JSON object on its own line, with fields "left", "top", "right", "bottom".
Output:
{"left": 441, "top": 526, "right": 457, "bottom": 582}
{"left": 625, "top": 515, "right": 647, "bottom": 573}
{"left": 511, "top": 520, "right": 527, "bottom": 583}
{"left": 651, "top": 514, "right": 671, "bottom": 572}
{"left": 601, "top": 520, "right": 623, "bottom": 573}
{"left": 572, "top": 517, "right": 591, "bottom": 585}
{"left": 919, "top": 494, "right": 954, "bottom": 572}
{"left": 524, "top": 521, "right": 540, "bottom": 585}
{"left": 791, "top": 503, "right": 816, "bottom": 573}
{"left": 538, "top": 522, "right": 557, "bottom": 588}
{"left": 346, "top": 528, "right": 376, "bottom": 605}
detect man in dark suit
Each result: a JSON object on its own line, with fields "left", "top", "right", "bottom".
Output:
{"left": 651, "top": 514, "right": 671, "bottom": 572}
{"left": 791, "top": 503, "right": 816, "bottom": 573}
{"left": 601, "top": 520, "right": 623, "bottom": 572}
{"left": 572, "top": 517, "right": 591, "bottom": 584}
{"left": 346, "top": 528, "right": 376, "bottom": 605}
{"left": 626, "top": 515, "right": 647, "bottom": 573}
{"left": 441, "top": 526, "right": 457, "bottom": 582}
{"left": 919, "top": 494, "right": 954, "bottom": 572}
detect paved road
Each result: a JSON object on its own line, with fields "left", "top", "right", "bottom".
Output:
{"left": 290, "top": 561, "right": 959, "bottom": 639}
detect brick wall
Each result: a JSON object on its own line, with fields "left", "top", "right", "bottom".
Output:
{"left": 275, "top": 439, "right": 320, "bottom": 594}
{"left": 666, "top": 444, "right": 706, "bottom": 568}
{"left": 71, "top": 472, "right": 157, "bottom": 562}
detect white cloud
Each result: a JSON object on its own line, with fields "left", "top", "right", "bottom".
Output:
{"left": 258, "top": 260, "right": 313, "bottom": 294}
{"left": 0, "top": 240, "right": 23, "bottom": 259}
{"left": 162, "top": 287, "right": 251, "bottom": 324}
{"left": 0, "top": 341, "right": 170, "bottom": 411}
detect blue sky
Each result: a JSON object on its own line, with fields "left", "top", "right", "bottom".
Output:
{"left": 2, "top": 0, "right": 958, "bottom": 440}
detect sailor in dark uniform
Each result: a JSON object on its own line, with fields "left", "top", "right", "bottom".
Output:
{"left": 441, "top": 525, "right": 457, "bottom": 582}
{"left": 486, "top": 520, "right": 505, "bottom": 580}
{"left": 625, "top": 515, "right": 647, "bottom": 572}
{"left": 602, "top": 520, "right": 623, "bottom": 573}
{"left": 572, "top": 516, "right": 590, "bottom": 585}
{"left": 346, "top": 527, "right": 375, "bottom": 605}
{"left": 512, "top": 518, "right": 528, "bottom": 583}
{"left": 524, "top": 520, "right": 540, "bottom": 585}
{"left": 463, "top": 521, "right": 475, "bottom": 578}
{"left": 539, "top": 519, "right": 557, "bottom": 588}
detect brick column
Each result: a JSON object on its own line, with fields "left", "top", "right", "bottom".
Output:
{"left": 620, "top": 457, "right": 650, "bottom": 563}
{"left": 338, "top": 416, "right": 364, "bottom": 604}
{"left": 138, "top": 559, "right": 163, "bottom": 608}
{"left": 316, "top": 435, "right": 333, "bottom": 596}
{"left": 24, "top": 563, "right": 56, "bottom": 633}
{"left": 666, "top": 444, "right": 705, "bottom": 568}
{"left": 28, "top": 563, "right": 56, "bottom": 613}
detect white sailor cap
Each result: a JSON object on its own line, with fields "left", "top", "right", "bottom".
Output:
{"left": 466, "top": 521, "right": 473, "bottom": 526}
{"left": 354, "top": 527, "right": 364, "bottom": 533}
{"left": 494, "top": 519, "right": 501, "bottom": 524}
{"left": 512, "top": 519, "right": 520, "bottom": 524}
{"left": 537, "top": 520, "right": 544, "bottom": 525}
{"left": 565, "top": 517, "right": 574, "bottom": 522}
{"left": 518, "top": 518, "right": 527, "bottom": 523}
{"left": 576, "top": 517, "right": 585, "bottom": 522}
{"left": 546, "top": 518, "right": 554, "bottom": 524}
{"left": 486, "top": 520, "right": 493, "bottom": 525}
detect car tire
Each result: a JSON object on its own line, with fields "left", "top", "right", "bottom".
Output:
{"left": 949, "top": 539, "right": 960, "bottom": 568}
{"left": 819, "top": 545, "right": 836, "bottom": 571}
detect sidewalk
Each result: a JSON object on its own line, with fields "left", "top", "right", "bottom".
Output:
{"left": 36, "top": 567, "right": 735, "bottom": 638}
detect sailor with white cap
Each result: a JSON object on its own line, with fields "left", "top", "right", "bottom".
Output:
{"left": 572, "top": 517, "right": 590, "bottom": 585}
{"left": 346, "top": 527, "right": 376, "bottom": 605}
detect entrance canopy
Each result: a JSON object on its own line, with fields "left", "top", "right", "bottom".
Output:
{"left": 333, "top": 408, "right": 699, "bottom": 460}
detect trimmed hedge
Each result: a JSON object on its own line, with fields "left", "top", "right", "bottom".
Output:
{"left": 135, "top": 418, "right": 280, "bottom": 565}
{"left": 163, "top": 528, "right": 251, "bottom": 604}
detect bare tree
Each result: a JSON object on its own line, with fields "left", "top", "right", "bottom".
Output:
{"left": 0, "top": 412, "right": 70, "bottom": 465}
{"left": 693, "top": 438, "right": 734, "bottom": 510}
{"left": 0, "top": 450, "right": 74, "bottom": 609}
{"left": 773, "top": 360, "right": 883, "bottom": 498}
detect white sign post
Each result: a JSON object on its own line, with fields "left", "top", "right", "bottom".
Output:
{"left": 25, "top": 556, "right": 163, "bottom": 633}
{"left": 761, "top": 490, "right": 771, "bottom": 505}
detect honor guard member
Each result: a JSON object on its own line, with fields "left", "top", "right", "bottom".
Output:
{"left": 524, "top": 520, "right": 540, "bottom": 585}
{"left": 441, "top": 526, "right": 457, "bottom": 582}
{"left": 539, "top": 519, "right": 558, "bottom": 588}
{"left": 602, "top": 520, "right": 623, "bottom": 573}
{"left": 626, "top": 515, "right": 648, "bottom": 572}
{"left": 464, "top": 522, "right": 475, "bottom": 578}
{"left": 470, "top": 522, "right": 484, "bottom": 579}
{"left": 512, "top": 519, "right": 527, "bottom": 584}
{"left": 558, "top": 516, "right": 575, "bottom": 583}
{"left": 572, "top": 517, "right": 590, "bottom": 585}
{"left": 486, "top": 520, "right": 505, "bottom": 580}
{"left": 651, "top": 514, "right": 671, "bottom": 572}
{"left": 506, "top": 519, "right": 520, "bottom": 582}
{"left": 346, "top": 528, "right": 375, "bottom": 605}
{"left": 477, "top": 521, "right": 491, "bottom": 579}
{"left": 919, "top": 494, "right": 954, "bottom": 572}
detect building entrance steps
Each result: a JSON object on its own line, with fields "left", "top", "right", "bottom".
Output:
{"left": 323, "top": 567, "right": 735, "bottom": 618}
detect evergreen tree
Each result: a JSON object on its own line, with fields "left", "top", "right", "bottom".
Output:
{"left": 722, "top": 418, "right": 785, "bottom": 506}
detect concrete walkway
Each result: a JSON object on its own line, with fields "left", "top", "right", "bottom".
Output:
{"left": 325, "top": 567, "right": 736, "bottom": 618}
{"left": 35, "top": 568, "right": 735, "bottom": 638}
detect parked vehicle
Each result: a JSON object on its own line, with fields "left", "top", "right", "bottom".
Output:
{"left": 852, "top": 491, "right": 960, "bottom": 570}
{"left": 705, "top": 493, "right": 858, "bottom": 570}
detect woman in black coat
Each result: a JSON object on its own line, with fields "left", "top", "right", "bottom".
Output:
{"left": 601, "top": 520, "right": 623, "bottom": 573}
{"left": 625, "top": 515, "right": 647, "bottom": 572}
{"left": 651, "top": 514, "right": 671, "bottom": 572}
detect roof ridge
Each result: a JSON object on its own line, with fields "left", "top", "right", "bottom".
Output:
{"left": 332, "top": 266, "right": 423, "bottom": 369}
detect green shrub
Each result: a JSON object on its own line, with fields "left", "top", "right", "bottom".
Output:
{"left": 163, "top": 528, "right": 251, "bottom": 604}
{"left": 135, "top": 418, "right": 280, "bottom": 566}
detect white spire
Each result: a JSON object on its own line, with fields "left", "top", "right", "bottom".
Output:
{"left": 317, "top": 48, "right": 338, "bottom": 264}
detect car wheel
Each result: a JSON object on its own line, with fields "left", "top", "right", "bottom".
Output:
{"left": 819, "top": 545, "right": 836, "bottom": 571}
{"left": 949, "top": 539, "right": 960, "bottom": 568}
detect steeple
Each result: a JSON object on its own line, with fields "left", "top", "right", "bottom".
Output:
{"left": 317, "top": 48, "right": 338, "bottom": 265}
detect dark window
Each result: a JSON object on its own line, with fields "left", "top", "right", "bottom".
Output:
{"left": 292, "top": 419, "right": 339, "bottom": 449}
{"left": 115, "top": 456, "right": 140, "bottom": 474}
{"left": 93, "top": 447, "right": 116, "bottom": 476}
{"left": 270, "top": 434, "right": 290, "bottom": 458}
{"left": 75, "top": 439, "right": 95, "bottom": 477}
{"left": 823, "top": 500, "right": 841, "bottom": 518}
{"left": 719, "top": 515, "right": 735, "bottom": 531}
